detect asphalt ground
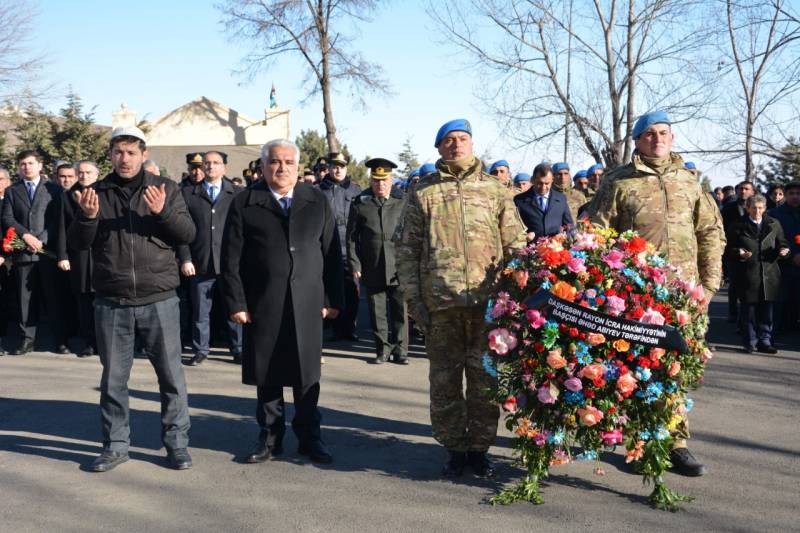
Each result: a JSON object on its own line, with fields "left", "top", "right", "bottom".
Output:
{"left": 1, "top": 290, "right": 798, "bottom": 533}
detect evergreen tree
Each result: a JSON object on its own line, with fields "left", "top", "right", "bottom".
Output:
{"left": 397, "top": 136, "right": 420, "bottom": 178}
{"left": 0, "top": 130, "right": 13, "bottom": 171}
{"left": 295, "top": 129, "right": 327, "bottom": 171}
{"left": 758, "top": 139, "right": 800, "bottom": 188}
{"left": 52, "top": 90, "right": 110, "bottom": 173}
{"left": 14, "top": 104, "right": 56, "bottom": 167}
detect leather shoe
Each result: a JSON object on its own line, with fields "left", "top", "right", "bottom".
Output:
{"left": 442, "top": 450, "right": 466, "bottom": 477}
{"left": 167, "top": 448, "right": 193, "bottom": 470}
{"left": 231, "top": 352, "right": 242, "bottom": 364}
{"left": 467, "top": 451, "right": 495, "bottom": 478}
{"left": 757, "top": 343, "right": 778, "bottom": 354}
{"left": 54, "top": 344, "right": 71, "bottom": 355}
{"left": 90, "top": 450, "right": 129, "bottom": 472}
{"left": 186, "top": 353, "right": 207, "bottom": 366}
{"left": 77, "top": 346, "right": 96, "bottom": 358}
{"left": 246, "top": 441, "right": 283, "bottom": 463}
{"left": 298, "top": 440, "right": 333, "bottom": 464}
{"left": 9, "top": 341, "right": 34, "bottom": 356}
{"left": 669, "top": 448, "right": 706, "bottom": 477}
{"left": 374, "top": 353, "right": 388, "bottom": 364}
{"left": 392, "top": 353, "right": 409, "bottom": 365}
{"left": 743, "top": 345, "right": 755, "bottom": 354}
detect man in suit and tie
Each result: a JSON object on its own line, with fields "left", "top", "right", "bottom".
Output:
{"left": 179, "top": 150, "right": 242, "bottom": 366}
{"left": 514, "top": 162, "right": 574, "bottom": 238}
{"left": 1, "top": 150, "right": 67, "bottom": 355}
{"left": 221, "top": 139, "right": 344, "bottom": 465}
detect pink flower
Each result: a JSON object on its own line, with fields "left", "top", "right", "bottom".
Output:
{"left": 577, "top": 406, "right": 604, "bottom": 426}
{"left": 651, "top": 269, "right": 667, "bottom": 284}
{"left": 668, "top": 361, "right": 681, "bottom": 377}
{"left": 587, "top": 333, "right": 606, "bottom": 346}
{"left": 533, "top": 431, "right": 549, "bottom": 446}
{"left": 689, "top": 283, "right": 706, "bottom": 303}
{"left": 639, "top": 307, "right": 666, "bottom": 325}
{"left": 537, "top": 383, "right": 559, "bottom": 404}
{"left": 616, "top": 373, "right": 638, "bottom": 394}
{"left": 564, "top": 376, "right": 583, "bottom": 392}
{"left": 605, "top": 295, "right": 626, "bottom": 316}
{"left": 491, "top": 291, "right": 514, "bottom": 318}
{"left": 488, "top": 328, "right": 518, "bottom": 355}
{"left": 526, "top": 309, "right": 546, "bottom": 329}
{"left": 502, "top": 396, "right": 518, "bottom": 413}
{"left": 573, "top": 232, "right": 600, "bottom": 250}
{"left": 513, "top": 270, "right": 529, "bottom": 289}
{"left": 675, "top": 310, "right": 691, "bottom": 326}
{"left": 546, "top": 348, "right": 567, "bottom": 369}
{"left": 600, "top": 428, "right": 623, "bottom": 446}
{"left": 578, "top": 364, "right": 606, "bottom": 381}
{"left": 648, "top": 347, "right": 665, "bottom": 361}
{"left": 701, "top": 347, "right": 713, "bottom": 363}
{"left": 567, "top": 257, "right": 587, "bottom": 273}
{"left": 602, "top": 249, "right": 625, "bottom": 269}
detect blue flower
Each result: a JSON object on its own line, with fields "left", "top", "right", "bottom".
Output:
{"left": 655, "top": 427, "right": 670, "bottom": 441}
{"left": 639, "top": 430, "right": 651, "bottom": 440}
{"left": 484, "top": 299, "right": 495, "bottom": 323}
{"left": 665, "top": 382, "right": 677, "bottom": 393}
{"left": 541, "top": 279, "right": 552, "bottom": 289}
{"left": 545, "top": 321, "right": 560, "bottom": 332}
{"left": 654, "top": 286, "right": 669, "bottom": 302}
{"left": 576, "top": 449, "right": 598, "bottom": 461}
{"left": 603, "top": 363, "right": 620, "bottom": 380}
{"left": 564, "top": 390, "right": 585, "bottom": 405}
{"left": 685, "top": 398, "right": 694, "bottom": 412}
{"left": 635, "top": 367, "right": 652, "bottom": 382}
{"left": 507, "top": 258, "right": 521, "bottom": 269}
{"left": 648, "top": 255, "right": 666, "bottom": 267}
{"left": 481, "top": 354, "right": 497, "bottom": 378}
{"left": 570, "top": 250, "right": 588, "bottom": 260}
{"left": 547, "top": 430, "right": 565, "bottom": 445}
{"left": 632, "top": 345, "right": 643, "bottom": 356}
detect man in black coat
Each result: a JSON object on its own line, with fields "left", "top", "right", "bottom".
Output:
{"left": 68, "top": 126, "right": 196, "bottom": 473}
{"left": 346, "top": 158, "right": 408, "bottom": 365}
{"left": 221, "top": 139, "right": 344, "bottom": 465}
{"left": 1, "top": 150, "right": 67, "bottom": 355}
{"left": 721, "top": 180, "right": 756, "bottom": 322}
{"left": 57, "top": 161, "right": 100, "bottom": 357}
{"left": 178, "top": 150, "right": 242, "bottom": 366}
{"left": 319, "top": 152, "right": 362, "bottom": 341}
{"left": 514, "top": 162, "right": 574, "bottom": 238}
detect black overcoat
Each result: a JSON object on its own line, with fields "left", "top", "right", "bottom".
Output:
{"left": 1, "top": 178, "right": 63, "bottom": 263}
{"left": 725, "top": 215, "right": 789, "bottom": 303}
{"left": 345, "top": 188, "right": 405, "bottom": 291}
{"left": 57, "top": 183, "right": 93, "bottom": 294}
{"left": 220, "top": 181, "right": 344, "bottom": 391}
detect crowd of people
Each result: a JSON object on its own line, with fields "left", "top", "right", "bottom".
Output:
{"left": 0, "top": 111, "right": 797, "bottom": 480}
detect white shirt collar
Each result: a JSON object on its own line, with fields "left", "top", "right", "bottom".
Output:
{"left": 268, "top": 185, "right": 294, "bottom": 202}
{"left": 25, "top": 176, "right": 41, "bottom": 188}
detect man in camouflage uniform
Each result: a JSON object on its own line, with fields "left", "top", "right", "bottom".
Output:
{"left": 552, "top": 162, "right": 586, "bottom": 223}
{"left": 585, "top": 163, "right": 605, "bottom": 200}
{"left": 488, "top": 160, "right": 512, "bottom": 188}
{"left": 587, "top": 110, "right": 724, "bottom": 477}
{"left": 397, "top": 119, "right": 527, "bottom": 477}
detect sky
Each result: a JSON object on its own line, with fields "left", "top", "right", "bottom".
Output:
{"left": 29, "top": 0, "right": 744, "bottom": 186}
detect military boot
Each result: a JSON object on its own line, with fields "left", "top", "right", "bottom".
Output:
{"left": 442, "top": 450, "right": 466, "bottom": 477}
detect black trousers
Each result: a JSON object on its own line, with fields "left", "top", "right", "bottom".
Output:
{"left": 12, "top": 260, "right": 64, "bottom": 345}
{"left": 740, "top": 301, "right": 774, "bottom": 348}
{"left": 334, "top": 272, "right": 359, "bottom": 337}
{"left": 366, "top": 285, "right": 407, "bottom": 357}
{"left": 77, "top": 292, "right": 96, "bottom": 348}
{"left": 256, "top": 383, "right": 321, "bottom": 448}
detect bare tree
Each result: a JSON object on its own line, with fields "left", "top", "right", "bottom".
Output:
{"left": 428, "top": 0, "right": 720, "bottom": 168}
{"left": 0, "top": 0, "right": 46, "bottom": 102}
{"left": 723, "top": 0, "right": 800, "bottom": 181}
{"left": 218, "top": 0, "right": 391, "bottom": 153}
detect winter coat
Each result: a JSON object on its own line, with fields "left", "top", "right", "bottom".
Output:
{"left": 725, "top": 215, "right": 789, "bottom": 303}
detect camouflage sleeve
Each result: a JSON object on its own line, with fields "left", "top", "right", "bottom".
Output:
{"left": 586, "top": 178, "right": 618, "bottom": 229}
{"left": 498, "top": 190, "right": 527, "bottom": 257}
{"left": 396, "top": 189, "right": 425, "bottom": 312}
{"left": 694, "top": 189, "right": 725, "bottom": 295}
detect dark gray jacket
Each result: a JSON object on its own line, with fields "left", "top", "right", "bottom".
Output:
{"left": 1, "top": 178, "right": 63, "bottom": 263}
{"left": 319, "top": 175, "right": 362, "bottom": 261}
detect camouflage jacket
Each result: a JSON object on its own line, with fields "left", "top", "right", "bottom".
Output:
{"left": 555, "top": 184, "right": 587, "bottom": 223}
{"left": 396, "top": 157, "right": 527, "bottom": 314}
{"left": 586, "top": 152, "right": 725, "bottom": 294}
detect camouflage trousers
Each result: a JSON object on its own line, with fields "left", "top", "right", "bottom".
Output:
{"left": 425, "top": 307, "right": 499, "bottom": 452}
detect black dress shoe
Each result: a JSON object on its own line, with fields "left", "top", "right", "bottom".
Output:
{"left": 186, "top": 353, "right": 207, "bottom": 366}
{"left": 54, "top": 344, "right": 71, "bottom": 355}
{"left": 298, "top": 440, "right": 333, "bottom": 464}
{"left": 756, "top": 343, "right": 778, "bottom": 354}
{"left": 167, "top": 448, "right": 193, "bottom": 470}
{"left": 246, "top": 441, "right": 284, "bottom": 463}
{"left": 743, "top": 345, "right": 755, "bottom": 354}
{"left": 442, "top": 450, "right": 466, "bottom": 477}
{"left": 392, "top": 353, "right": 409, "bottom": 365}
{"left": 373, "top": 353, "right": 388, "bottom": 364}
{"left": 90, "top": 450, "right": 129, "bottom": 472}
{"left": 669, "top": 448, "right": 706, "bottom": 477}
{"left": 9, "top": 341, "right": 34, "bottom": 356}
{"left": 77, "top": 346, "right": 96, "bottom": 358}
{"left": 467, "top": 451, "right": 496, "bottom": 478}
{"left": 231, "top": 352, "right": 242, "bottom": 364}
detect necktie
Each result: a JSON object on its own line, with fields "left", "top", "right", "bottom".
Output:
{"left": 26, "top": 181, "right": 35, "bottom": 202}
{"left": 209, "top": 185, "right": 218, "bottom": 203}
{"left": 538, "top": 195, "right": 547, "bottom": 212}
{"left": 280, "top": 196, "right": 291, "bottom": 214}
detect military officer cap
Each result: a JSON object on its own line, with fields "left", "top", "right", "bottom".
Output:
{"left": 631, "top": 110, "right": 671, "bottom": 139}
{"left": 489, "top": 159, "right": 510, "bottom": 175}
{"left": 573, "top": 169, "right": 588, "bottom": 181}
{"left": 205, "top": 150, "right": 228, "bottom": 164}
{"left": 419, "top": 162, "right": 436, "bottom": 177}
{"left": 684, "top": 161, "right": 697, "bottom": 170}
{"left": 328, "top": 152, "right": 348, "bottom": 167}
{"left": 303, "top": 168, "right": 314, "bottom": 176}
{"left": 513, "top": 172, "right": 531, "bottom": 184}
{"left": 365, "top": 157, "right": 397, "bottom": 180}
{"left": 313, "top": 156, "right": 329, "bottom": 171}
{"left": 434, "top": 118, "right": 472, "bottom": 147}
{"left": 186, "top": 152, "right": 205, "bottom": 168}
{"left": 552, "top": 162, "right": 569, "bottom": 173}
{"left": 587, "top": 163, "right": 604, "bottom": 175}
{"left": 243, "top": 168, "right": 254, "bottom": 178}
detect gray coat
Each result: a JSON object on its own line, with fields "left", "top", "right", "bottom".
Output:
{"left": 319, "top": 176, "right": 362, "bottom": 261}
{"left": 346, "top": 188, "right": 405, "bottom": 291}
{"left": 1, "top": 178, "right": 63, "bottom": 263}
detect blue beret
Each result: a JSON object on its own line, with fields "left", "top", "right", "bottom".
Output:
{"left": 587, "top": 163, "right": 604, "bottom": 175}
{"left": 573, "top": 169, "right": 588, "bottom": 181}
{"left": 513, "top": 172, "right": 531, "bottom": 184}
{"left": 434, "top": 118, "right": 472, "bottom": 147}
{"left": 408, "top": 168, "right": 420, "bottom": 178}
{"left": 419, "top": 163, "right": 437, "bottom": 176}
{"left": 684, "top": 161, "right": 696, "bottom": 170}
{"left": 489, "top": 159, "right": 510, "bottom": 174}
{"left": 631, "top": 110, "right": 671, "bottom": 139}
{"left": 552, "top": 162, "right": 569, "bottom": 173}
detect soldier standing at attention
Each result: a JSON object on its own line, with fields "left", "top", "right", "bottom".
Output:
{"left": 346, "top": 158, "right": 408, "bottom": 365}
{"left": 551, "top": 162, "right": 586, "bottom": 223}
{"left": 397, "top": 119, "right": 527, "bottom": 478}
{"left": 587, "top": 110, "right": 725, "bottom": 477}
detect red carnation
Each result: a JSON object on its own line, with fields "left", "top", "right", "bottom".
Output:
{"left": 625, "top": 236, "right": 648, "bottom": 254}
{"left": 795, "top": 234, "right": 800, "bottom": 245}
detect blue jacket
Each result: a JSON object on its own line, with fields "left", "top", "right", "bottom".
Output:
{"left": 514, "top": 188, "right": 573, "bottom": 237}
